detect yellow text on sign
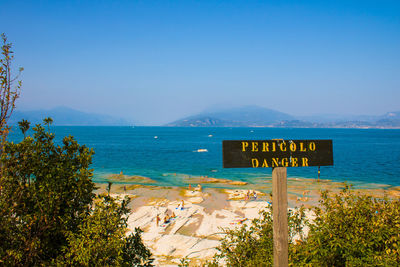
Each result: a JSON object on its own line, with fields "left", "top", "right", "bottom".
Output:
{"left": 241, "top": 141, "right": 316, "bottom": 152}
{"left": 251, "top": 157, "right": 309, "bottom": 168}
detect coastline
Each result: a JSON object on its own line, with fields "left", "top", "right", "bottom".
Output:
{"left": 98, "top": 173, "right": 400, "bottom": 207}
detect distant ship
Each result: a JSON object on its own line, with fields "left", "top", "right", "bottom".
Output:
{"left": 195, "top": 149, "right": 208, "bottom": 152}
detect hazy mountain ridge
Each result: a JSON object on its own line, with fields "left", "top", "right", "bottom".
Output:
{"left": 9, "top": 106, "right": 400, "bottom": 128}
{"left": 167, "top": 117, "right": 231, "bottom": 127}
{"left": 167, "top": 106, "right": 294, "bottom": 127}
{"left": 166, "top": 106, "right": 400, "bottom": 128}
{"left": 10, "top": 107, "right": 132, "bottom": 126}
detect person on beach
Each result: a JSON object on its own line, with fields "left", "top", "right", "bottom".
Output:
{"left": 188, "top": 184, "right": 192, "bottom": 191}
{"left": 253, "top": 191, "right": 257, "bottom": 200}
{"left": 156, "top": 215, "right": 160, "bottom": 226}
{"left": 197, "top": 184, "right": 202, "bottom": 192}
{"left": 176, "top": 200, "right": 185, "bottom": 210}
{"left": 246, "top": 190, "right": 250, "bottom": 201}
{"left": 164, "top": 214, "right": 170, "bottom": 224}
{"left": 172, "top": 211, "right": 176, "bottom": 218}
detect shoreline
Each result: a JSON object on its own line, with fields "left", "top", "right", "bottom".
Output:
{"left": 95, "top": 169, "right": 400, "bottom": 188}
{"left": 97, "top": 172, "right": 400, "bottom": 207}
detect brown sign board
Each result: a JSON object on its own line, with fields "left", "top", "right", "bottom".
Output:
{"left": 223, "top": 140, "right": 333, "bottom": 168}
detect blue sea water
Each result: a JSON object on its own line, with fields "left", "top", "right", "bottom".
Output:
{"left": 8, "top": 126, "right": 400, "bottom": 188}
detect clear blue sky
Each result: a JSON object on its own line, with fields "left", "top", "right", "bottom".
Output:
{"left": 2, "top": 0, "right": 399, "bottom": 125}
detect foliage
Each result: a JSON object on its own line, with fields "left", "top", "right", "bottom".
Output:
{"left": 0, "top": 120, "right": 95, "bottom": 265}
{"left": 0, "top": 120, "right": 153, "bottom": 266}
{"left": 18, "top": 119, "right": 30, "bottom": 138}
{"left": 0, "top": 33, "right": 23, "bottom": 143}
{"left": 209, "top": 206, "right": 306, "bottom": 266}
{"left": 178, "top": 257, "right": 190, "bottom": 266}
{"left": 43, "top": 116, "right": 53, "bottom": 131}
{"left": 57, "top": 195, "right": 153, "bottom": 266}
{"left": 210, "top": 186, "right": 400, "bottom": 266}
{"left": 122, "top": 226, "right": 154, "bottom": 266}
{"left": 294, "top": 185, "right": 400, "bottom": 266}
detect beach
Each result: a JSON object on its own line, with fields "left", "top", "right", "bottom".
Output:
{"left": 96, "top": 175, "right": 400, "bottom": 266}
{"left": 96, "top": 183, "right": 267, "bottom": 265}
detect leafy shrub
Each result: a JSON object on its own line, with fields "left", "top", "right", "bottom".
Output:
{"left": 294, "top": 185, "right": 400, "bottom": 266}
{"left": 210, "top": 206, "right": 306, "bottom": 266}
{"left": 0, "top": 121, "right": 153, "bottom": 266}
{"left": 58, "top": 195, "right": 153, "bottom": 266}
{"left": 210, "top": 186, "right": 400, "bottom": 266}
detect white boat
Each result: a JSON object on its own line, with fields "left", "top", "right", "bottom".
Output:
{"left": 196, "top": 149, "right": 208, "bottom": 152}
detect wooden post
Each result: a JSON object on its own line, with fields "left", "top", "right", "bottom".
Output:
{"left": 272, "top": 167, "right": 288, "bottom": 267}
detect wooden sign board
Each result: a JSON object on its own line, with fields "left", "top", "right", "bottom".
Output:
{"left": 222, "top": 139, "right": 333, "bottom": 267}
{"left": 223, "top": 140, "right": 333, "bottom": 168}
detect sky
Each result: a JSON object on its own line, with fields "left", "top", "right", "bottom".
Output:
{"left": 1, "top": 0, "right": 399, "bottom": 125}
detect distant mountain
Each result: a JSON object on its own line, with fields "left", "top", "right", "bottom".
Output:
{"left": 9, "top": 107, "right": 132, "bottom": 126}
{"left": 167, "top": 117, "right": 232, "bottom": 127}
{"left": 296, "top": 114, "right": 380, "bottom": 123}
{"left": 166, "top": 106, "right": 400, "bottom": 128}
{"left": 166, "top": 106, "right": 294, "bottom": 127}
{"left": 317, "top": 111, "right": 400, "bottom": 128}
{"left": 375, "top": 111, "right": 400, "bottom": 127}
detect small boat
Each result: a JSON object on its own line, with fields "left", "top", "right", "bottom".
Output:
{"left": 196, "top": 149, "right": 208, "bottom": 152}
{"left": 208, "top": 134, "right": 213, "bottom": 137}
{"left": 154, "top": 136, "right": 158, "bottom": 139}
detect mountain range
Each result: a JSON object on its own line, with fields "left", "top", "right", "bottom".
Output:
{"left": 166, "top": 106, "right": 293, "bottom": 127}
{"left": 9, "top": 107, "right": 132, "bottom": 126}
{"left": 166, "top": 106, "right": 400, "bottom": 129}
{"left": 9, "top": 106, "right": 400, "bottom": 128}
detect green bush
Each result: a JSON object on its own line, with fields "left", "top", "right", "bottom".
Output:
{"left": 210, "top": 186, "right": 400, "bottom": 266}
{"left": 0, "top": 120, "right": 153, "bottom": 266}
{"left": 58, "top": 195, "right": 153, "bottom": 266}
{"left": 294, "top": 185, "right": 400, "bottom": 266}
{"left": 210, "top": 206, "right": 306, "bottom": 266}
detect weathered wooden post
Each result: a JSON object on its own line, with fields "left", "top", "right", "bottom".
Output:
{"left": 272, "top": 167, "right": 288, "bottom": 267}
{"left": 223, "top": 139, "right": 333, "bottom": 267}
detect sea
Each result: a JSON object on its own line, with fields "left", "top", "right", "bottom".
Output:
{"left": 8, "top": 126, "right": 400, "bottom": 189}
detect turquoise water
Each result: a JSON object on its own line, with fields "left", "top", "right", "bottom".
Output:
{"left": 8, "top": 126, "right": 400, "bottom": 187}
